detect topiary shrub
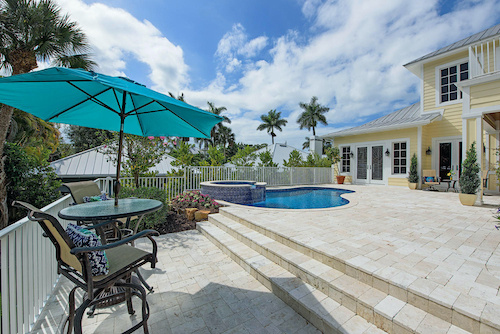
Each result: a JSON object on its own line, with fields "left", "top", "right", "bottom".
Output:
{"left": 459, "top": 142, "right": 481, "bottom": 194}
{"left": 118, "top": 186, "right": 168, "bottom": 230}
{"left": 408, "top": 153, "right": 419, "bottom": 183}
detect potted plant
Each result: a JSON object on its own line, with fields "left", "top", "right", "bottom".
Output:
{"left": 407, "top": 153, "right": 418, "bottom": 189}
{"left": 459, "top": 142, "right": 481, "bottom": 206}
{"left": 327, "top": 147, "right": 345, "bottom": 184}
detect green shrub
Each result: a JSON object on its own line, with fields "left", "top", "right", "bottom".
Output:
{"left": 5, "top": 143, "right": 61, "bottom": 223}
{"left": 118, "top": 186, "right": 168, "bottom": 230}
{"left": 408, "top": 154, "right": 419, "bottom": 183}
{"left": 459, "top": 142, "right": 481, "bottom": 194}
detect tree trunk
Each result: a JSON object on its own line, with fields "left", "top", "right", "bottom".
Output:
{"left": 0, "top": 104, "right": 14, "bottom": 229}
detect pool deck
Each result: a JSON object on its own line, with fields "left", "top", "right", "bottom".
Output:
{"left": 34, "top": 185, "right": 500, "bottom": 333}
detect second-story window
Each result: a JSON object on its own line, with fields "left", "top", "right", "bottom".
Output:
{"left": 341, "top": 146, "right": 350, "bottom": 173}
{"left": 440, "top": 62, "right": 468, "bottom": 103}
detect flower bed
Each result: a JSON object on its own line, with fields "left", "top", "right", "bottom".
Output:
{"left": 170, "top": 190, "right": 221, "bottom": 213}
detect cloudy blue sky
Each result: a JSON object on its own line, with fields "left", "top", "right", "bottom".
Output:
{"left": 52, "top": 0, "right": 500, "bottom": 149}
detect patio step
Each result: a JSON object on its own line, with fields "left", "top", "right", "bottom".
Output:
{"left": 197, "top": 220, "right": 387, "bottom": 334}
{"left": 216, "top": 208, "right": 498, "bottom": 334}
{"left": 198, "top": 217, "right": 471, "bottom": 334}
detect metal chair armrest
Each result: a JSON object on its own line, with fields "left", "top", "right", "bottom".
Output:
{"left": 70, "top": 229, "right": 159, "bottom": 254}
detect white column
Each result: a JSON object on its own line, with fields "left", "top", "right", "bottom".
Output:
{"left": 417, "top": 126, "right": 422, "bottom": 189}
{"left": 476, "top": 116, "right": 483, "bottom": 204}
{"left": 310, "top": 136, "right": 323, "bottom": 156}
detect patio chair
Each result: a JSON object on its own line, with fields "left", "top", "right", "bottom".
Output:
{"left": 13, "top": 201, "right": 159, "bottom": 334}
{"left": 422, "top": 169, "right": 440, "bottom": 191}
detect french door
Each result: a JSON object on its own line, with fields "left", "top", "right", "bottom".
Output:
{"left": 356, "top": 145, "right": 384, "bottom": 184}
{"left": 437, "top": 139, "right": 462, "bottom": 180}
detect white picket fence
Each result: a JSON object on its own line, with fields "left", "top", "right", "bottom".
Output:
{"left": 1, "top": 165, "right": 333, "bottom": 333}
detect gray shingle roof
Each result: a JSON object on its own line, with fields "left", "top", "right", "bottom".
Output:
{"left": 405, "top": 23, "right": 500, "bottom": 67}
{"left": 323, "top": 103, "right": 442, "bottom": 138}
{"left": 50, "top": 145, "right": 177, "bottom": 179}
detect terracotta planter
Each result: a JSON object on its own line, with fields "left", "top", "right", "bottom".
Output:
{"left": 408, "top": 182, "right": 417, "bottom": 190}
{"left": 336, "top": 175, "right": 346, "bottom": 184}
{"left": 459, "top": 193, "right": 477, "bottom": 206}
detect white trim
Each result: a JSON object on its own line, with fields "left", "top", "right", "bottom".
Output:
{"left": 435, "top": 57, "right": 468, "bottom": 108}
{"left": 431, "top": 136, "right": 462, "bottom": 172}
{"left": 462, "top": 86, "right": 470, "bottom": 114}
{"left": 476, "top": 116, "right": 483, "bottom": 204}
{"left": 390, "top": 140, "right": 410, "bottom": 176}
{"left": 456, "top": 70, "right": 500, "bottom": 87}
{"left": 420, "top": 65, "right": 425, "bottom": 112}
{"left": 462, "top": 119, "right": 467, "bottom": 160}
{"left": 329, "top": 115, "right": 442, "bottom": 138}
{"left": 339, "top": 145, "right": 352, "bottom": 174}
{"left": 468, "top": 104, "right": 500, "bottom": 116}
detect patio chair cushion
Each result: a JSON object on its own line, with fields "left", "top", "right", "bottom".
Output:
{"left": 83, "top": 193, "right": 110, "bottom": 203}
{"left": 66, "top": 224, "right": 109, "bottom": 276}
{"left": 92, "top": 244, "right": 152, "bottom": 282}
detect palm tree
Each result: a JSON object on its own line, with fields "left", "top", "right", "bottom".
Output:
{"left": 195, "top": 101, "right": 230, "bottom": 149}
{"left": 303, "top": 137, "right": 310, "bottom": 150}
{"left": 257, "top": 109, "right": 288, "bottom": 144}
{"left": 216, "top": 125, "right": 235, "bottom": 155}
{"left": 297, "top": 96, "right": 329, "bottom": 136}
{"left": 0, "top": 0, "right": 95, "bottom": 228}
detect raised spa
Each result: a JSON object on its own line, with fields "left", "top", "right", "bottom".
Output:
{"left": 200, "top": 180, "right": 266, "bottom": 205}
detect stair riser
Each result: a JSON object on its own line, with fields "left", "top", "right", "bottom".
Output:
{"left": 207, "top": 216, "right": 403, "bottom": 332}
{"left": 197, "top": 224, "right": 341, "bottom": 334}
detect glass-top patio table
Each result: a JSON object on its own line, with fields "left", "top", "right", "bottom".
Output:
{"left": 58, "top": 198, "right": 163, "bottom": 223}
{"left": 58, "top": 198, "right": 163, "bottom": 297}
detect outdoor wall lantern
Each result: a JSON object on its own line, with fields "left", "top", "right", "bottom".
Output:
{"left": 349, "top": 152, "right": 354, "bottom": 158}
{"left": 385, "top": 148, "right": 390, "bottom": 157}
{"left": 426, "top": 147, "right": 432, "bottom": 155}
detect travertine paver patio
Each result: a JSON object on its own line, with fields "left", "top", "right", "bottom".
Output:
{"left": 32, "top": 229, "right": 321, "bottom": 334}
{"left": 33, "top": 185, "right": 500, "bottom": 333}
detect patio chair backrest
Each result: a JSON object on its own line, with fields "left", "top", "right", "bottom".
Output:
{"left": 63, "top": 181, "right": 102, "bottom": 204}
{"left": 422, "top": 169, "right": 437, "bottom": 178}
{"left": 13, "top": 201, "right": 83, "bottom": 273}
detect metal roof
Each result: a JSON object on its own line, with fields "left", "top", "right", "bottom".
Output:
{"left": 50, "top": 145, "right": 177, "bottom": 179}
{"left": 405, "top": 23, "right": 500, "bottom": 67}
{"left": 322, "top": 103, "right": 442, "bottom": 138}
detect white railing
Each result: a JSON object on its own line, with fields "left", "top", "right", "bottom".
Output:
{"left": 469, "top": 38, "right": 500, "bottom": 78}
{"left": 95, "top": 176, "right": 185, "bottom": 198}
{"left": 98, "top": 166, "right": 334, "bottom": 197}
{"left": 0, "top": 194, "right": 73, "bottom": 334}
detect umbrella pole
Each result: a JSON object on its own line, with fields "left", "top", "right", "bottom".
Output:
{"left": 114, "top": 93, "right": 127, "bottom": 206}
{"left": 114, "top": 120, "right": 124, "bottom": 206}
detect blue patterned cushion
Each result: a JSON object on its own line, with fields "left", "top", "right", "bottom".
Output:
{"left": 425, "top": 176, "right": 435, "bottom": 182}
{"left": 66, "top": 224, "right": 109, "bottom": 276}
{"left": 83, "top": 193, "right": 110, "bottom": 203}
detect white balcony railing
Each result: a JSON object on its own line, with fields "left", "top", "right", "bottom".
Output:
{"left": 0, "top": 194, "right": 73, "bottom": 334}
{"left": 469, "top": 38, "right": 500, "bottom": 79}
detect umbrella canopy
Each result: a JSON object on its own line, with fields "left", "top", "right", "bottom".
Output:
{"left": 0, "top": 67, "right": 224, "bottom": 204}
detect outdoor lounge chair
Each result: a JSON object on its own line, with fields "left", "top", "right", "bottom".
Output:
{"left": 13, "top": 201, "right": 159, "bottom": 334}
{"left": 422, "top": 169, "right": 440, "bottom": 191}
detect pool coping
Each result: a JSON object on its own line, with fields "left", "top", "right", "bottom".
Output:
{"left": 214, "top": 184, "right": 359, "bottom": 212}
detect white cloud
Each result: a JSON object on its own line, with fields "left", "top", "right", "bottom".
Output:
{"left": 215, "top": 23, "right": 268, "bottom": 73}
{"left": 54, "top": 0, "right": 189, "bottom": 93}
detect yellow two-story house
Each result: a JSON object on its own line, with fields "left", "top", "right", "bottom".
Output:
{"left": 322, "top": 23, "right": 500, "bottom": 198}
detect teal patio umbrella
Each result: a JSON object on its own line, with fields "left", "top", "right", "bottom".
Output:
{"left": 0, "top": 67, "right": 223, "bottom": 205}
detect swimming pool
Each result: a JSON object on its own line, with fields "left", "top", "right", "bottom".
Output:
{"left": 249, "top": 187, "right": 354, "bottom": 209}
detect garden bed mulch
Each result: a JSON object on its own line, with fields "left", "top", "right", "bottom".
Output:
{"left": 152, "top": 210, "right": 196, "bottom": 234}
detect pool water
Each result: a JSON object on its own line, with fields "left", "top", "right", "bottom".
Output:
{"left": 249, "top": 187, "right": 353, "bottom": 209}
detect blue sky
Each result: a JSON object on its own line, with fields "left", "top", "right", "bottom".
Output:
{"left": 52, "top": 0, "right": 500, "bottom": 149}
